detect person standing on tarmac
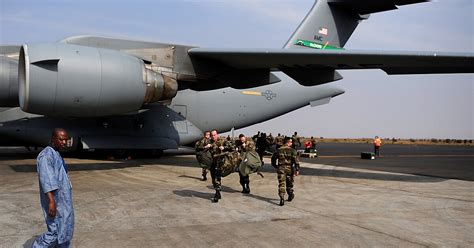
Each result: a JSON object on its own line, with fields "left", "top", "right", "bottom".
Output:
{"left": 271, "top": 137, "right": 300, "bottom": 206}
{"left": 195, "top": 131, "right": 211, "bottom": 181}
{"left": 209, "top": 130, "right": 235, "bottom": 203}
{"left": 291, "top": 132, "right": 301, "bottom": 150}
{"left": 374, "top": 136, "right": 382, "bottom": 157}
{"left": 33, "top": 128, "right": 74, "bottom": 247}
{"left": 310, "top": 136, "right": 317, "bottom": 149}
{"left": 275, "top": 133, "right": 284, "bottom": 149}
{"left": 235, "top": 134, "right": 256, "bottom": 194}
{"left": 256, "top": 133, "right": 268, "bottom": 165}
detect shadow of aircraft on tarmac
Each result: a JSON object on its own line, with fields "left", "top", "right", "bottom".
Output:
{"left": 4, "top": 147, "right": 467, "bottom": 182}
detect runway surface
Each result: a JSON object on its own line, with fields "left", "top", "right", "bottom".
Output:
{"left": 0, "top": 144, "right": 473, "bottom": 247}
{"left": 304, "top": 143, "right": 474, "bottom": 181}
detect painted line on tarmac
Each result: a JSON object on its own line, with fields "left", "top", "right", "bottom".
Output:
{"left": 397, "top": 154, "right": 474, "bottom": 158}
{"left": 318, "top": 155, "right": 359, "bottom": 158}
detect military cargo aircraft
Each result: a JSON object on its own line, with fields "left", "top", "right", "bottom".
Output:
{"left": 0, "top": 0, "right": 473, "bottom": 155}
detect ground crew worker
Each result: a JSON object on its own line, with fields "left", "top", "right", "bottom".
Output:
{"left": 195, "top": 131, "right": 211, "bottom": 181}
{"left": 209, "top": 130, "right": 235, "bottom": 203}
{"left": 235, "top": 134, "right": 256, "bottom": 194}
{"left": 374, "top": 136, "right": 382, "bottom": 157}
{"left": 304, "top": 140, "right": 312, "bottom": 150}
{"left": 271, "top": 137, "right": 300, "bottom": 206}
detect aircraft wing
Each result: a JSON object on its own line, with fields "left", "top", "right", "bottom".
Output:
{"left": 188, "top": 48, "right": 474, "bottom": 75}
{"left": 327, "top": 0, "right": 429, "bottom": 15}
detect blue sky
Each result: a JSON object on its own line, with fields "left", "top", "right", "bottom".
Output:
{"left": 1, "top": 0, "right": 472, "bottom": 139}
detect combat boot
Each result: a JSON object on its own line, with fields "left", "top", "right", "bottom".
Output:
{"left": 202, "top": 173, "right": 207, "bottom": 181}
{"left": 245, "top": 184, "right": 251, "bottom": 194}
{"left": 212, "top": 190, "right": 221, "bottom": 203}
{"left": 279, "top": 197, "right": 285, "bottom": 206}
{"left": 288, "top": 192, "right": 294, "bottom": 202}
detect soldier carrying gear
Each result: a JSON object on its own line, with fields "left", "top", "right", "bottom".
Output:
{"left": 235, "top": 134, "right": 256, "bottom": 194}
{"left": 209, "top": 130, "right": 236, "bottom": 203}
{"left": 195, "top": 131, "right": 212, "bottom": 181}
{"left": 271, "top": 137, "right": 300, "bottom": 206}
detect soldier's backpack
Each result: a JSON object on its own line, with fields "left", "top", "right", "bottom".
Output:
{"left": 217, "top": 151, "right": 241, "bottom": 177}
{"left": 239, "top": 150, "right": 263, "bottom": 177}
{"left": 196, "top": 150, "right": 213, "bottom": 169}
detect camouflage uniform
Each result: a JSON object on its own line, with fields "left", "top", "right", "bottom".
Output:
{"left": 271, "top": 145, "right": 300, "bottom": 203}
{"left": 256, "top": 134, "right": 268, "bottom": 164}
{"left": 275, "top": 135, "right": 284, "bottom": 149}
{"left": 266, "top": 134, "right": 274, "bottom": 147}
{"left": 235, "top": 139, "right": 256, "bottom": 193}
{"left": 236, "top": 139, "right": 256, "bottom": 153}
{"left": 195, "top": 137, "right": 211, "bottom": 180}
{"left": 209, "top": 137, "right": 236, "bottom": 191}
{"left": 291, "top": 134, "right": 301, "bottom": 150}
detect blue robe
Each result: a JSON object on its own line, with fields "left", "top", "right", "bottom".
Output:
{"left": 33, "top": 146, "right": 74, "bottom": 247}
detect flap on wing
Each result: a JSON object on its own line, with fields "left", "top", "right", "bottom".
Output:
{"left": 328, "top": 0, "right": 429, "bottom": 15}
{"left": 281, "top": 69, "right": 343, "bottom": 86}
{"left": 188, "top": 48, "right": 474, "bottom": 76}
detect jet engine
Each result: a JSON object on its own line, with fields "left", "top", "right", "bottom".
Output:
{"left": 0, "top": 56, "right": 19, "bottom": 107}
{"left": 18, "top": 43, "right": 177, "bottom": 117}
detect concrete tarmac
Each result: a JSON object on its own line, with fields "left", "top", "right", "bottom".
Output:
{"left": 0, "top": 145, "right": 473, "bottom": 247}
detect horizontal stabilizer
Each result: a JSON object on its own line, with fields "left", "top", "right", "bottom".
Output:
{"left": 328, "top": 0, "right": 429, "bottom": 15}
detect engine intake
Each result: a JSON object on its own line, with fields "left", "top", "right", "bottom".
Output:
{"left": 0, "top": 56, "right": 19, "bottom": 107}
{"left": 19, "top": 43, "right": 177, "bottom": 117}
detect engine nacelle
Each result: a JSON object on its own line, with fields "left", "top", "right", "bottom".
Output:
{"left": 19, "top": 43, "right": 177, "bottom": 117}
{"left": 0, "top": 56, "right": 19, "bottom": 107}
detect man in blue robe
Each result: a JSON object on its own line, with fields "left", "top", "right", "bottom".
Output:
{"left": 33, "top": 128, "right": 74, "bottom": 248}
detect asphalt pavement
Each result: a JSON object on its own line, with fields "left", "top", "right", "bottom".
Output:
{"left": 0, "top": 144, "right": 473, "bottom": 247}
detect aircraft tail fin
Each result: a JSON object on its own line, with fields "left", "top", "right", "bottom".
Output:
{"left": 284, "top": 0, "right": 429, "bottom": 50}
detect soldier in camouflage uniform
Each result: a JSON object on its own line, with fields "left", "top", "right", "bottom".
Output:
{"left": 291, "top": 131, "right": 301, "bottom": 150}
{"left": 275, "top": 133, "right": 284, "bottom": 149}
{"left": 209, "top": 130, "right": 236, "bottom": 203}
{"left": 195, "top": 131, "right": 211, "bottom": 181}
{"left": 235, "top": 134, "right": 256, "bottom": 194}
{"left": 256, "top": 133, "right": 268, "bottom": 165}
{"left": 271, "top": 137, "right": 300, "bottom": 206}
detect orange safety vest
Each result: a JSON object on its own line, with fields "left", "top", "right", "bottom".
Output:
{"left": 374, "top": 138, "right": 382, "bottom": 147}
